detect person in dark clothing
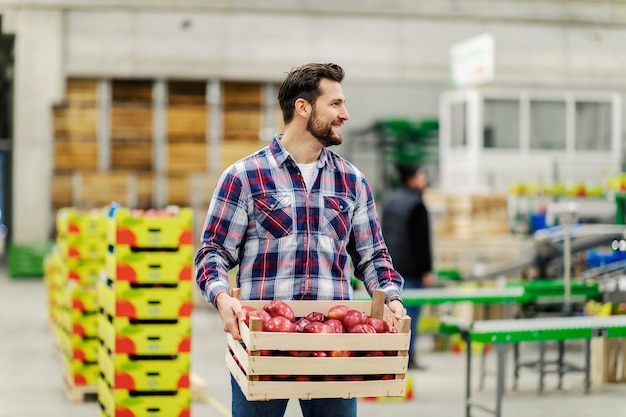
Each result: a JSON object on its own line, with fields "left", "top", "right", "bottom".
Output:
{"left": 381, "top": 164, "right": 434, "bottom": 369}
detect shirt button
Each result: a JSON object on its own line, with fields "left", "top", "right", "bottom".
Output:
{"left": 339, "top": 205, "right": 344, "bottom": 209}
{"left": 270, "top": 204, "right": 275, "bottom": 209}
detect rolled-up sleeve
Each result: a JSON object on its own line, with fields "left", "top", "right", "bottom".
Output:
{"left": 348, "top": 176, "right": 404, "bottom": 301}
{"left": 194, "top": 167, "right": 249, "bottom": 307}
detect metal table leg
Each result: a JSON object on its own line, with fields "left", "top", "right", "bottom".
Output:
{"left": 512, "top": 342, "right": 519, "bottom": 390}
{"left": 479, "top": 343, "right": 488, "bottom": 391}
{"left": 557, "top": 340, "right": 565, "bottom": 390}
{"left": 538, "top": 341, "right": 546, "bottom": 394}
{"left": 464, "top": 331, "right": 472, "bottom": 417}
{"left": 584, "top": 338, "right": 591, "bottom": 394}
{"left": 494, "top": 343, "right": 508, "bottom": 417}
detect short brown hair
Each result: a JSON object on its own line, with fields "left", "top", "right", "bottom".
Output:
{"left": 277, "top": 63, "right": 345, "bottom": 124}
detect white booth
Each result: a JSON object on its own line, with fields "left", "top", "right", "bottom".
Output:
{"left": 438, "top": 87, "right": 622, "bottom": 193}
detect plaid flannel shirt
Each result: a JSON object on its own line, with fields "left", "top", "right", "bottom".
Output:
{"left": 194, "top": 135, "right": 403, "bottom": 306}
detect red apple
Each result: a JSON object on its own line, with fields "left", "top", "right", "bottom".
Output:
{"left": 311, "top": 351, "right": 328, "bottom": 357}
{"left": 302, "top": 322, "right": 333, "bottom": 333}
{"left": 342, "top": 310, "right": 367, "bottom": 332}
{"left": 364, "top": 350, "right": 385, "bottom": 357}
{"left": 294, "top": 317, "right": 311, "bottom": 332}
{"left": 349, "top": 324, "right": 376, "bottom": 334}
{"left": 366, "top": 317, "right": 389, "bottom": 333}
{"left": 305, "top": 311, "right": 327, "bottom": 322}
{"left": 329, "top": 350, "right": 352, "bottom": 357}
{"left": 263, "top": 300, "right": 295, "bottom": 322}
{"left": 241, "top": 306, "right": 258, "bottom": 326}
{"left": 327, "top": 304, "right": 350, "bottom": 322}
{"left": 324, "top": 318, "right": 345, "bottom": 333}
{"left": 264, "top": 316, "right": 297, "bottom": 332}
{"left": 289, "top": 350, "right": 311, "bottom": 357}
{"left": 248, "top": 309, "right": 272, "bottom": 329}
{"left": 343, "top": 375, "right": 364, "bottom": 381}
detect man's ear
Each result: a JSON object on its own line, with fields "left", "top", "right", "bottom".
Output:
{"left": 294, "top": 98, "right": 310, "bottom": 118}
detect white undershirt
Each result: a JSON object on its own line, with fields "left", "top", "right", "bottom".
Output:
{"left": 297, "top": 162, "right": 319, "bottom": 193}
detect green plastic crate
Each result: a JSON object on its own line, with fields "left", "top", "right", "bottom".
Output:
{"left": 8, "top": 242, "right": 53, "bottom": 278}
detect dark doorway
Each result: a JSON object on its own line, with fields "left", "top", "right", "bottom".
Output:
{"left": 0, "top": 17, "right": 14, "bottom": 251}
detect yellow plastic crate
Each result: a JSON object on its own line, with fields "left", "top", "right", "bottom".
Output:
{"left": 57, "top": 207, "right": 107, "bottom": 237}
{"left": 59, "top": 327, "right": 99, "bottom": 362}
{"left": 65, "top": 258, "right": 105, "bottom": 285}
{"left": 57, "top": 307, "right": 99, "bottom": 338}
{"left": 99, "top": 344, "right": 190, "bottom": 391}
{"left": 63, "top": 359, "right": 99, "bottom": 386}
{"left": 98, "top": 314, "right": 191, "bottom": 355}
{"left": 106, "top": 245, "right": 193, "bottom": 284}
{"left": 98, "top": 378, "right": 191, "bottom": 417}
{"left": 98, "top": 281, "right": 192, "bottom": 320}
{"left": 61, "top": 283, "right": 98, "bottom": 313}
{"left": 57, "top": 235, "right": 107, "bottom": 260}
{"left": 108, "top": 207, "right": 193, "bottom": 249}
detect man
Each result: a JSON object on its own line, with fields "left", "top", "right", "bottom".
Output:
{"left": 381, "top": 164, "right": 433, "bottom": 370}
{"left": 194, "top": 63, "right": 405, "bottom": 417}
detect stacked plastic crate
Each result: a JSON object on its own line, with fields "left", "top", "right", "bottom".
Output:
{"left": 54, "top": 207, "right": 107, "bottom": 393}
{"left": 44, "top": 247, "right": 63, "bottom": 327}
{"left": 98, "top": 205, "right": 194, "bottom": 417}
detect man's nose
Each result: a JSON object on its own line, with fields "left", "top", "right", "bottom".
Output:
{"left": 340, "top": 106, "right": 350, "bottom": 121}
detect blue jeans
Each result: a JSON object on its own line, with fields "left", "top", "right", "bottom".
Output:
{"left": 403, "top": 279, "right": 423, "bottom": 360}
{"left": 231, "top": 375, "right": 357, "bottom": 417}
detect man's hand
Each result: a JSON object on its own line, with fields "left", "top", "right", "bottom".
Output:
{"left": 387, "top": 299, "right": 406, "bottom": 320}
{"left": 215, "top": 292, "right": 246, "bottom": 340}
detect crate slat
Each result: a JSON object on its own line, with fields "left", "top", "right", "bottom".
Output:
{"left": 226, "top": 351, "right": 407, "bottom": 401}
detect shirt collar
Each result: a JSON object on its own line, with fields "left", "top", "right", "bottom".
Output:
{"left": 269, "top": 134, "right": 336, "bottom": 170}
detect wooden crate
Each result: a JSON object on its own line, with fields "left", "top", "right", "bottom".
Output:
{"left": 167, "top": 105, "right": 207, "bottom": 142}
{"left": 112, "top": 80, "right": 153, "bottom": 102}
{"left": 227, "top": 290, "right": 411, "bottom": 401}
{"left": 111, "top": 140, "right": 153, "bottom": 171}
{"left": 54, "top": 141, "right": 99, "bottom": 171}
{"left": 167, "top": 142, "right": 207, "bottom": 173}
{"left": 166, "top": 174, "right": 191, "bottom": 207}
{"left": 111, "top": 104, "right": 152, "bottom": 141}
{"left": 591, "top": 337, "right": 626, "bottom": 384}
{"left": 219, "top": 140, "right": 265, "bottom": 171}
{"left": 76, "top": 172, "right": 134, "bottom": 209}
{"left": 53, "top": 104, "right": 98, "bottom": 141}
{"left": 223, "top": 82, "right": 263, "bottom": 107}
{"left": 66, "top": 78, "right": 99, "bottom": 104}
{"left": 136, "top": 173, "right": 154, "bottom": 209}
{"left": 223, "top": 109, "right": 262, "bottom": 141}
{"left": 168, "top": 81, "right": 206, "bottom": 106}
{"left": 52, "top": 174, "right": 74, "bottom": 209}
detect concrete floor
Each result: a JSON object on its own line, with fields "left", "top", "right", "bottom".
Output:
{"left": 1, "top": 269, "right": 626, "bottom": 417}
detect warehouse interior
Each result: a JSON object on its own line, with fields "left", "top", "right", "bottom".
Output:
{"left": 1, "top": 1, "right": 626, "bottom": 417}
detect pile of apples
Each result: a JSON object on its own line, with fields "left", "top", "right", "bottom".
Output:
{"left": 240, "top": 300, "right": 398, "bottom": 358}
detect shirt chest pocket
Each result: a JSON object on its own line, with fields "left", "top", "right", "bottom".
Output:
{"left": 321, "top": 196, "right": 352, "bottom": 241}
{"left": 253, "top": 194, "right": 293, "bottom": 239}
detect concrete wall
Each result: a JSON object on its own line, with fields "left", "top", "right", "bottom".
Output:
{"left": 2, "top": 0, "right": 626, "bottom": 242}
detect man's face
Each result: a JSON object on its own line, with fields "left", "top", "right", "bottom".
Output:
{"left": 306, "top": 78, "right": 350, "bottom": 147}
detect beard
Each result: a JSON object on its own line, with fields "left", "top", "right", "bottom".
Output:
{"left": 306, "top": 108, "right": 343, "bottom": 147}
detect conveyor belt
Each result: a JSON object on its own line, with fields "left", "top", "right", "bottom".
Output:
{"left": 399, "top": 287, "right": 524, "bottom": 306}
{"left": 439, "top": 315, "right": 626, "bottom": 417}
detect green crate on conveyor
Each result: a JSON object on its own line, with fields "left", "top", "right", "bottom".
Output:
{"left": 8, "top": 242, "right": 54, "bottom": 278}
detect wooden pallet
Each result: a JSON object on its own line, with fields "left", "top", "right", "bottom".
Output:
{"left": 64, "top": 373, "right": 98, "bottom": 403}
{"left": 191, "top": 372, "right": 209, "bottom": 403}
